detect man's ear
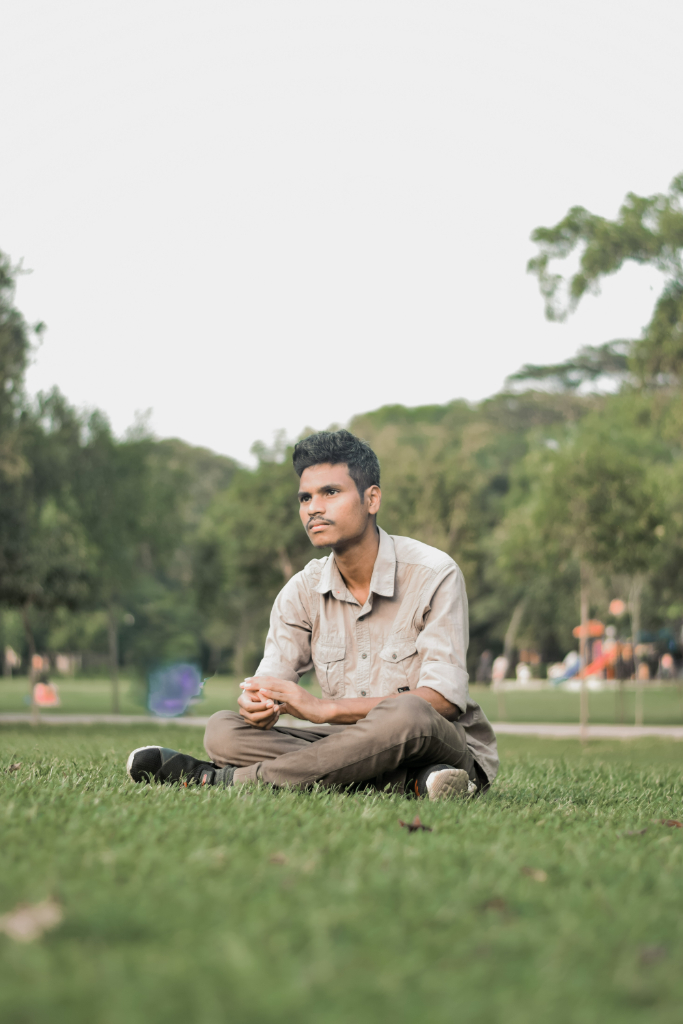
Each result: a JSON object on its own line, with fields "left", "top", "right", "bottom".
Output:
{"left": 366, "top": 485, "right": 381, "bottom": 516}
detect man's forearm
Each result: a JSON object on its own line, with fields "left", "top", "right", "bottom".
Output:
{"left": 320, "top": 695, "right": 386, "bottom": 724}
{"left": 320, "top": 687, "right": 460, "bottom": 725}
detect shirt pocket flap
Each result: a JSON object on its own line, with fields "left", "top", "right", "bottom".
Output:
{"left": 313, "top": 640, "right": 346, "bottom": 664}
{"left": 379, "top": 641, "right": 418, "bottom": 664}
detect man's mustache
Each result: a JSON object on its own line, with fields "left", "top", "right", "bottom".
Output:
{"left": 307, "top": 517, "right": 334, "bottom": 530}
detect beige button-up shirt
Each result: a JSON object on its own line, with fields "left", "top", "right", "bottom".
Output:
{"left": 256, "top": 527, "right": 499, "bottom": 782}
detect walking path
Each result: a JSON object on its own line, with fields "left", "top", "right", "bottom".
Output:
{"left": 1, "top": 713, "right": 683, "bottom": 739}
{"left": 0, "top": 713, "right": 212, "bottom": 727}
{"left": 493, "top": 722, "right": 683, "bottom": 740}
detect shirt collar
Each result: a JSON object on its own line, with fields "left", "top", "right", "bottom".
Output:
{"left": 314, "top": 527, "right": 396, "bottom": 600}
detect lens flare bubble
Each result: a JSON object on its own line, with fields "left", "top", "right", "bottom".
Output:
{"left": 148, "top": 663, "right": 204, "bottom": 717}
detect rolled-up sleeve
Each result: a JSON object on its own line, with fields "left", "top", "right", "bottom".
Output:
{"left": 415, "top": 565, "right": 470, "bottom": 713}
{"left": 255, "top": 573, "right": 314, "bottom": 682}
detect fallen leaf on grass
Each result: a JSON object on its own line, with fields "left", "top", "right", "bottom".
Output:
{"left": 657, "top": 819, "right": 682, "bottom": 828}
{"left": 620, "top": 829, "right": 648, "bottom": 837}
{"left": 481, "top": 897, "right": 507, "bottom": 912}
{"left": 269, "top": 852, "right": 287, "bottom": 865}
{"left": 521, "top": 867, "right": 547, "bottom": 883}
{"left": 7, "top": 763, "right": 21, "bottom": 773}
{"left": 640, "top": 945, "right": 667, "bottom": 966}
{"left": 0, "top": 899, "right": 63, "bottom": 943}
{"left": 399, "top": 816, "right": 432, "bottom": 833}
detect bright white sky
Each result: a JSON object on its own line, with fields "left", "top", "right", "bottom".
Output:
{"left": 2, "top": 1, "right": 682, "bottom": 463}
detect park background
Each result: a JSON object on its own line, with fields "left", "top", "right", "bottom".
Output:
{"left": 3, "top": 7, "right": 683, "bottom": 1024}
{"left": 2, "top": 2, "right": 683, "bottom": 717}
{"left": 2, "top": 167, "right": 683, "bottom": 711}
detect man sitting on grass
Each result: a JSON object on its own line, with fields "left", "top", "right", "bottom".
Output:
{"left": 127, "top": 430, "right": 498, "bottom": 799}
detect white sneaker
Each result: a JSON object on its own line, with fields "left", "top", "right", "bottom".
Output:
{"left": 418, "top": 764, "right": 478, "bottom": 800}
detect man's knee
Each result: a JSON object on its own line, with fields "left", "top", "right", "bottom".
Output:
{"left": 373, "top": 693, "right": 442, "bottom": 735}
{"left": 204, "top": 710, "right": 245, "bottom": 765}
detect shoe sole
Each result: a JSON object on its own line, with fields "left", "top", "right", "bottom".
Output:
{"left": 126, "top": 745, "right": 162, "bottom": 782}
{"left": 426, "top": 767, "right": 476, "bottom": 800}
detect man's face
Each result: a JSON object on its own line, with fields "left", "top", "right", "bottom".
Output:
{"left": 298, "top": 463, "right": 381, "bottom": 549}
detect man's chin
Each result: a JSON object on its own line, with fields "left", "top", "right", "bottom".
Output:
{"left": 308, "top": 528, "right": 336, "bottom": 548}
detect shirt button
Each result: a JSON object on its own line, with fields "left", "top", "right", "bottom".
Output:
{"left": 361, "top": 653, "right": 367, "bottom": 659}
{"left": 360, "top": 691, "right": 366, "bottom": 696}
{"left": 392, "top": 653, "right": 397, "bottom": 659}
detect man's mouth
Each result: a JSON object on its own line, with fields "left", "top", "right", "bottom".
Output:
{"left": 308, "top": 519, "right": 332, "bottom": 532}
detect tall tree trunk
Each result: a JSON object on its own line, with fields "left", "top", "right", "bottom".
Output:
{"left": 629, "top": 574, "right": 645, "bottom": 727}
{"left": 579, "top": 562, "right": 590, "bottom": 741}
{"left": 20, "top": 602, "right": 39, "bottom": 722}
{"left": 503, "top": 598, "right": 526, "bottom": 665}
{"left": 497, "top": 598, "right": 526, "bottom": 722}
{"left": 232, "top": 608, "right": 251, "bottom": 681}
{"left": 107, "top": 605, "right": 120, "bottom": 714}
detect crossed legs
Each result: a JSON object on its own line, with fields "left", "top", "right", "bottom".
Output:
{"left": 204, "top": 694, "right": 477, "bottom": 791}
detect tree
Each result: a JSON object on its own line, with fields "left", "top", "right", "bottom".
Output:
{"left": 0, "top": 251, "right": 43, "bottom": 431}
{"left": 531, "top": 413, "right": 666, "bottom": 731}
{"left": 507, "top": 340, "right": 631, "bottom": 392}
{"left": 0, "top": 390, "right": 92, "bottom": 688}
{"left": 195, "top": 436, "right": 314, "bottom": 678}
{"left": 71, "top": 413, "right": 187, "bottom": 710}
{"left": 528, "top": 173, "right": 683, "bottom": 383}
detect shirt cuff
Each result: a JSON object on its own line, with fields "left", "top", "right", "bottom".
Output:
{"left": 417, "top": 664, "right": 469, "bottom": 714}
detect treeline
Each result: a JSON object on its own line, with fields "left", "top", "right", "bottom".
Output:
{"left": 1, "top": 173, "right": 682, "bottom": 691}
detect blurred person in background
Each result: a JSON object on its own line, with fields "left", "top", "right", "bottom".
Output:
{"left": 659, "top": 652, "right": 674, "bottom": 679}
{"left": 491, "top": 655, "right": 508, "bottom": 688}
{"left": 127, "top": 430, "right": 498, "bottom": 800}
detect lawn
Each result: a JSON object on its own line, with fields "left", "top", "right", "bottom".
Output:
{"left": 474, "top": 684, "right": 683, "bottom": 726}
{"left": 2, "top": 676, "right": 683, "bottom": 726}
{"left": 1, "top": 727, "right": 682, "bottom": 1024}
{"left": 0, "top": 676, "right": 244, "bottom": 717}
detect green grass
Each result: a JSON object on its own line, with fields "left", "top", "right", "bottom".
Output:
{"left": 0, "top": 676, "right": 243, "bottom": 716}
{"left": 3, "top": 677, "right": 683, "bottom": 726}
{"left": 1, "top": 727, "right": 683, "bottom": 1023}
{"left": 473, "top": 684, "right": 683, "bottom": 726}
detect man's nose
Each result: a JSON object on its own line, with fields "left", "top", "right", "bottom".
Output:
{"left": 308, "top": 493, "right": 326, "bottom": 515}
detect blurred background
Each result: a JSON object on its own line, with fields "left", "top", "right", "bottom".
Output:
{"left": 1, "top": 1, "right": 683, "bottom": 714}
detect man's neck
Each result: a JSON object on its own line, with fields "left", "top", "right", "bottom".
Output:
{"left": 332, "top": 524, "right": 380, "bottom": 607}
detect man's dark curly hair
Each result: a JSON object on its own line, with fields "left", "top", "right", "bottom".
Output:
{"left": 292, "top": 429, "right": 380, "bottom": 501}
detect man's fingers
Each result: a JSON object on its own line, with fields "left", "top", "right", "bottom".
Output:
{"left": 240, "top": 680, "right": 261, "bottom": 693}
{"left": 239, "top": 702, "right": 281, "bottom": 724}
{"left": 242, "top": 704, "right": 277, "bottom": 721}
{"left": 258, "top": 688, "right": 289, "bottom": 703}
{"left": 238, "top": 692, "right": 275, "bottom": 711}
{"left": 237, "top": 695, "right": 269, "bottom": 714}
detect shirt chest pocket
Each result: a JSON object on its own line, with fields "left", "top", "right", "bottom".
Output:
{"left": 312, "top": 638, "right": 346, "bottom": 698}
{"left": 378, "top": 639, "right": 419, "bottom": 693}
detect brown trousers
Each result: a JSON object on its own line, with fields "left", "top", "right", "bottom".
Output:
{"left": 204, "top": 694, "right": 477, "bottom": 792}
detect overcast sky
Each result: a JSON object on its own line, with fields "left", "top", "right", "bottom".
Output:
{"left": 2, "top": 1, "right": 681, "bottom": 463}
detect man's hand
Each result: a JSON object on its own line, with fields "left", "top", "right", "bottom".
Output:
{"left": 240, "top": 676, "right": 333, "bottom": 725}
{"left": 238, "top": 677, "right": 460, "bottom": 729}
{"left": 237, "top": 680, "right": 284, "bottom": 730}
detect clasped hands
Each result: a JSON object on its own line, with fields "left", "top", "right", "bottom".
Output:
{"left": 238, "top": 676, "right": 331, "bottom": 730}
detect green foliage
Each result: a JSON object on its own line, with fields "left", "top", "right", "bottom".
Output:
{"left": 196, "top": 437, "right": 318, "bottom": 675}
{"left": 528, "top": 173, "right": 683, "bottom": 381}
{"left": 507, "top": 340, "right": 631, "bottom": 391}
{"left": 0, "top": 251, "right": 42, "bottom": 431}
{"left": 2, "top": 728, "right": 683, "bottom": 1023}
{"left": 3, "top": 201, "right": 683, "bottom": 680}
{"left": 535, "top": 414, "right": 665, "bottom": 575}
